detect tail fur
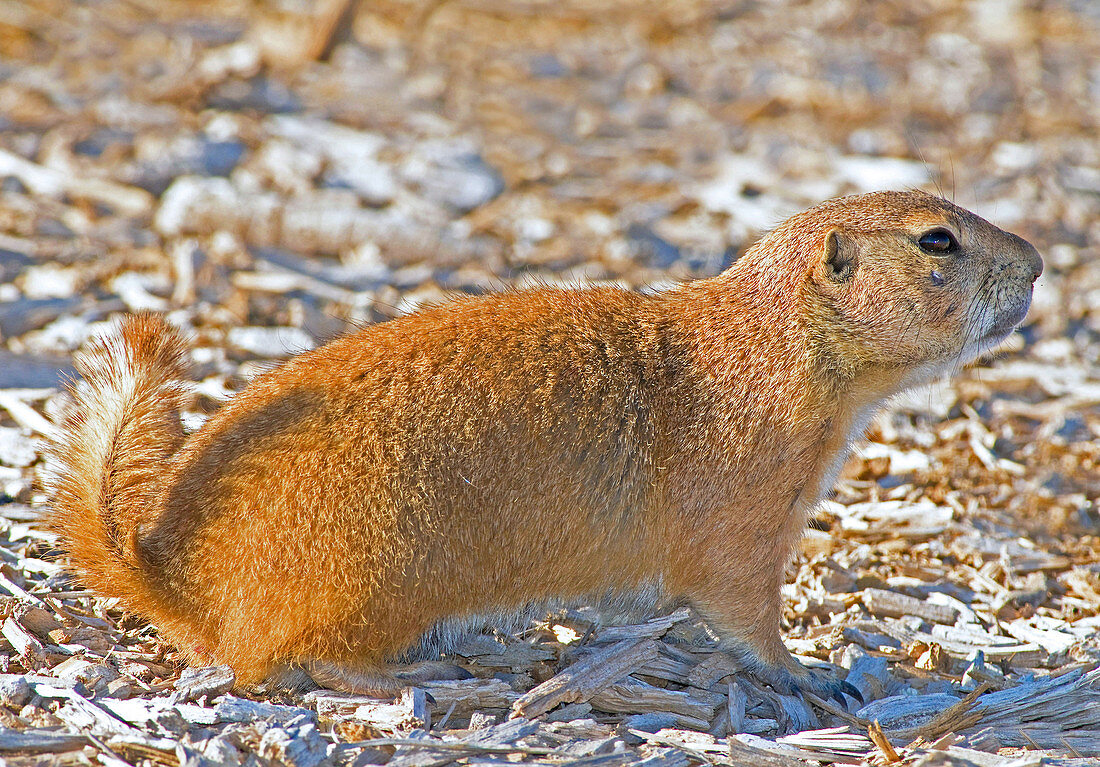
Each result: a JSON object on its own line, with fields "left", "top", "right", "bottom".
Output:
{"left": 45, "top": 314, "right": 189, "bottom": 609}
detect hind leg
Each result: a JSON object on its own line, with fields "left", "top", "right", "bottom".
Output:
{"left": 304, "top": 659, "right": 471, "bottom": 696}
{"left": 394, "top": 661, "right": 473, "bottom": 684}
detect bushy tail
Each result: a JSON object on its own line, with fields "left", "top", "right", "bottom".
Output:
{"left": 45, "top": 314, "right": 190, "bottom": 608}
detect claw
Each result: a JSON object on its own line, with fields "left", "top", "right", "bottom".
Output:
{"left": 831, "top": 687, "right": 848, "bottom": 707}
{"left": 840, "top": 680, "right": 864, "bottom": 705}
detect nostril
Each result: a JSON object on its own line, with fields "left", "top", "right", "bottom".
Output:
{"left": 1030, "top": 249, "right": 1044, "bottom": 281}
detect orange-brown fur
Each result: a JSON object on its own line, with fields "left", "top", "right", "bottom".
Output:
{"left": 46, "top": 191, "right": 1042, "bottom": 698}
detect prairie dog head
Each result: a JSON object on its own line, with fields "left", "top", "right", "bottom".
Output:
{"left": 790, "top": 190, "right": 1043, "bottom": 379}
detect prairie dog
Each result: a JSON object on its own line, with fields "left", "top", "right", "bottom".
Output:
{"left": 46, "top": 190, "right": 1042, "bottom": 702}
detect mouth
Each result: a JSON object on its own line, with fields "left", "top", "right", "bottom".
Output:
{"left": 979, "top": 291, "right": 1033, "bottom": 346}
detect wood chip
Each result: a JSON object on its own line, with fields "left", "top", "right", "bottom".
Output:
{"left": 511, "top": 640, "right": 659, "bottom": 719}
{"left": 868, "top": 720, "right": 901, "bottom": 763}
{"left": 422, "top": 678, "right": 521, "bottom": 712}
{"left": 862, "top": 589, "right": 960, "bottom": 625}
{"left": 0, "top": 728, "right": 89, "bottom": 754}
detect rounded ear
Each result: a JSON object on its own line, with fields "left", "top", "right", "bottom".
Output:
{"left": 824, "top": 229, "right": 858, "bottom": 282}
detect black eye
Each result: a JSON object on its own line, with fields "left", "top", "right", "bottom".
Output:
{"left": 918, "top": 229, "right": 959, "bottom": 255}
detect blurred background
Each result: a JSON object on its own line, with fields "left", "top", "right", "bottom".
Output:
{"left": 0, "top": 0, "right": 1098, "bottom": 532}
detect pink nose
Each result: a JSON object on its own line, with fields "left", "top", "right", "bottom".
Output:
{"left": 1029, "top": 249, "right": 1044, "bottom": 282}
{"left": 1011, "top": 233, "right": 1043, "bottom": 282}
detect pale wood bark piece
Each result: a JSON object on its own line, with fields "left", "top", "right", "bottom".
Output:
{"left": 422, "top": 678, "right": 521, "bottom": 712}
{"left": 726, "top": 681, "right": 747, "bottom": 735}
{"left": 687, "top": 653, "right": 742, "bottom": 689}
{"left": 595, "top": 608, "right": 693, "bottom": 643}
{"left": 1, "top": 617, "right": 46, "bottom": 657}
{"left": 634, "top": 653, "right": 696, "bottom": 686}
{"left": 727, "top": 735, "right": 817, "bottom": 767}
{"left": 511, "top": 639, "right": 659, "bottom": 719}
{"left": 0, "top": 729, "right": 89, "bottom": 754}
{"left": 590, "top": 678, "right": 723, "bottom": 724}
{"left": 171, "top": 664, "right": 235, "bottom": 703}
{"left": 625, "top": 748, "right": 691, "bottom": 767}
{"left": 862, "top": 588, "right": 959, "bottom": 625}
{"left": 776, "top": 726, "right": 874, "bottom": 760}
{"left": 0, "top": 148, "right": 153, "bottom": 217}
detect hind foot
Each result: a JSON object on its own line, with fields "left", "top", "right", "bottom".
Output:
{"left": 305, "top": 659, "right": 472, "bottom": 697}
{"left": 393, "top": 661, "right": 473, "bottom": 684}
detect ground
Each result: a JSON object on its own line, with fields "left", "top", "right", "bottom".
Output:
{"left": 0, "top": 0, "right": 1098, "bottom": 765}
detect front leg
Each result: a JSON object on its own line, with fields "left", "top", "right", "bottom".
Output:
{"left": 671, "top": 543, "right": 862, "bottom": 706}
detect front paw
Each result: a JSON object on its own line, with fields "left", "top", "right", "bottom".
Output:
{"left": 751, "top": 660, "right": 863, "bottom": 709}
{"left": 712, "top": 638, "right": 863, "bottom": 709}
